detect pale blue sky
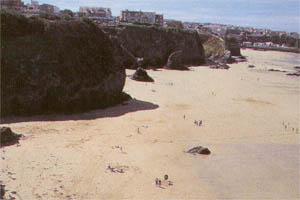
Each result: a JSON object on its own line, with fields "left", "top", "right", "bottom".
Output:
{"left": 24, "top": 0, "right": 300, "bottom": 32}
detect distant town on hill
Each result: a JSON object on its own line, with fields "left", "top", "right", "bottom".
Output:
{"left": 1, "top": 0, "right": 299, "bottom": 49}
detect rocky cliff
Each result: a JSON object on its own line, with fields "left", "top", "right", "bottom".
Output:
{"left": 1, "top": 11, "right": 128, "bottom": 117}
{"left": 104, "top": 26, "right": 206, "bottom": 68}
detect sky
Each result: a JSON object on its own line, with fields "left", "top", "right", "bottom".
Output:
{"left": 23, "top": 0, "right": 300, "bottom": 33}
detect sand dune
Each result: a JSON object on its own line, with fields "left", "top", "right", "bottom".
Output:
{"left": 1, "top": 49, "right": 299, "bottom": 199}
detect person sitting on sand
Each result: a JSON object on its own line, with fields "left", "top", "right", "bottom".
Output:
{"left": 164, "top": 175, "right": 168, "bottom": 181}
{"left": 158, "top": 180, "right": 162, "bottom": 187}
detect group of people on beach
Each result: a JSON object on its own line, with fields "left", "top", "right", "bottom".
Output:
{"left": 155, "top": 175, "right": 173, "bottom": 188}
{"left": 194, "top": 120, "right": 203, "bottom": 126}
{"left": 283, "top": 121, "right": 298, "bottom": 133}
{"left": 107, "top": 165, "right": 124, "bottom": 173}
{"left": 183, "top": 114, "right": 203, "bottom": 126}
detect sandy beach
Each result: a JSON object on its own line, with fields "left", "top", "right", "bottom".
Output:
{"left": 1, "top": 49, "right": 300, "bottom": 199}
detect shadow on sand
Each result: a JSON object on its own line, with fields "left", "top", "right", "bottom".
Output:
{"left": 1, "top": 98, "right": 159, "bottom": 124}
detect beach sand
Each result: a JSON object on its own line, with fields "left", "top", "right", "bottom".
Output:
{"left": 1, "top": 49, "right": 299, "bottom": 199}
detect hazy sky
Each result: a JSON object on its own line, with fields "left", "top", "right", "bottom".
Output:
{"left": 23, "top": 0, "right": 300, "bottom": 32}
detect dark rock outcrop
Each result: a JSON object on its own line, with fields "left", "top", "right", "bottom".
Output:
{"left": 225, "top": 36, "right": 241, "bottom": 56}
{"left": 294, "top": 66, "right": 300, "bottom": 71}
{"left": 130, "top": 67, "right": 154, "bottom": 82}
{"left": 0, "top": 127, "right": 23, "bottom": 147}
{"left": 209, "top": 64, "right": 230, "bottom": 70}
{"left": 287, "top": 72, "right": 300, "bottom": 76}
{"left": 165, "top": 51, "right": 189, "bottom": 70}
{"left": 231, "top": 56, "right": 247, "bottom": 63}
{"left": 104, "top": 26, "right": 206, "bottom": 68}
{"left": 268, "top": 68, "right": 287, "bottom": 72}
{"left": 185, "top": 146, "right": 211, "bottom": 155}
{"left": 1, "top": 11, "right": 128, "bottom": 117}
{"left": 0, "top": 184, "right": 5, "bottom": 199}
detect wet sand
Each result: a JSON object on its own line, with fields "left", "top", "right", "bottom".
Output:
{"left": 1, "top": 49, "right": 299, "bottom": 199}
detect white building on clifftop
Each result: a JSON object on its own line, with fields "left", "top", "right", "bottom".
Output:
{"left": 79, "top": 7, "right": 113, "bottom": 22}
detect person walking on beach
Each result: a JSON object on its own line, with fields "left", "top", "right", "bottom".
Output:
{"left": 155, "top": 178, "right": 159, "bottom": 186}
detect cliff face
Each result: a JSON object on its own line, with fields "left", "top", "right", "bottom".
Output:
{"left": 105, "top": 26, "right": 206, "bottom": 68}
{"left": 1, "top": 11, "right": 127, "bottom": 117}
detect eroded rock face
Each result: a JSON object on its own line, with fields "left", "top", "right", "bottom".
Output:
{"left": 1, "top": 11, "right": 127, "bottom": 116}
{"left": 208, "top": 50, "right": 233, "bottom": 64}
{"left": 106, "top": 26, "right": 206, "bottom": 68}
{"left": 110, "top": 36, "right": 138, "bottom": 69}
{"left": 165, "top": 51, "right": 189, "bottom": 70}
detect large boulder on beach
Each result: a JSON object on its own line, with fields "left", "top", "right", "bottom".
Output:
{"left": 131, "top": 67, "right": 154, "bottom": 82}
{"left": 0, "top": 127, "right": 23, "bottom": 147}
{"left": 165, "top": 51, "right": 189, "bottom": 70}
{"left": 1, "top": 10, "right": 128, "bottom": 117}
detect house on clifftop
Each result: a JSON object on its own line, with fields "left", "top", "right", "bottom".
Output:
{"left": 0, "top": 0, "right": 25, "bottom": 11}
{"left": 79, "top": 7, "right": 114, "bottom": 24}
{"left": 120, "top": 10, "right": 164, "bottom": 26}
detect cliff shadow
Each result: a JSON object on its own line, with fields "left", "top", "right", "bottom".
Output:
{"left": 0, "top": 98, "right": 159, "bottom": 124}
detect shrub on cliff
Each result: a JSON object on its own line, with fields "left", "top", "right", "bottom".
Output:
{"left": 1, "top": 11, "right": 127, "bottom": 116}
{"left": 0, "top": 9, "right": 44, "bottom": 38}
{"left": 165, "top": 20, "right": 184, "bottom": 30}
